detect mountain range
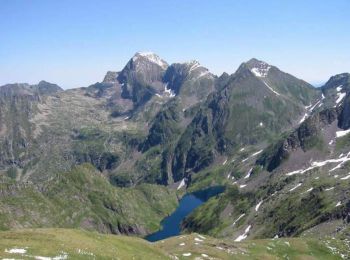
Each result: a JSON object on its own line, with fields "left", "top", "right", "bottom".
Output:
{"left": 0, "top": 52, "right": 349, "bottom": 259}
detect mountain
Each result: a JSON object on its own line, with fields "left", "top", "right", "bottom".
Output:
{"left": 0, "top": 53, "right": 349, "bottom": 256}
{"left": 169, "top": 58, "right": 321, "bottom": 182}
{"left": 180, "top": 73, "right": 350, "bottom": 242}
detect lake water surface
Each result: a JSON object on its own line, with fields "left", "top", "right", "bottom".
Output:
{"left": 145, "top": 194, "right": 204, "bottom": 242}
{"left": 145, "top": 186, "right": 225, "bottom": 242}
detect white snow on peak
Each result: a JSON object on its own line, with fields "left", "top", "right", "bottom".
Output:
{"left": 250, "top": 62, "right": 271, "bottom": 77}
{"left": 322, "top": 93, "right": 325, "bottom": 100}
{"left": 196, "top": 70, "right": 211, "bottom": 79}
{"left": 177, "top": 178, "right": 186, "bottom": 190}
{"left": 187, "top": 60, "right": 201, "bottom": 73}
{"left": 239, "top": 184, "right": 247, "bottom": 188}
{"left": 234, "top": 225, "right": 252, "bottom": 242}
{"left": 255, "top": 200, "right": 263, "bottom": 212}
{"left": 335, "top": 201, "right": 342, "bottom": 207}
{"left": 336, "top": 129, "right": 350, "bottom": 138}
{"left": 262, "top": 81, "right": 281, "bottom": 96}
{"left": 133, "top": 52, "right": 168, "bottom": 69}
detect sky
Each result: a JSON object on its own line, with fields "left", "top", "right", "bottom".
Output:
{"left": 0, "top": 0, "right": 349, "bottom": 89}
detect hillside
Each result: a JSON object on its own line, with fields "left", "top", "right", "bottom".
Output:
{"left": 0, "top": 228, "right": 348, "bottom": 259}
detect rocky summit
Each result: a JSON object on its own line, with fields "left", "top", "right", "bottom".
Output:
{"left": 0, "top": 52, "right": 349, "bottom": 259}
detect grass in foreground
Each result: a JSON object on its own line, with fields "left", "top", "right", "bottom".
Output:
{"left": 0, "top": 229, "right": 348, "bottom": 259}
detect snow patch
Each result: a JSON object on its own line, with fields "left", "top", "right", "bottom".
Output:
{"left": 255, "top": 200, "right": 263, "bottom": 212}
{"left": 234, "top": 225, "right": 252, "bottom": 242}
{"left": 325, "top": 187, "right": 334, "bottom": 191}
{"left": 5, "top": 248, "right": 27, "bottom": 254}
{"left": 336, "top": 85, "right": 343, "bottom": 92}
{"left": 182, "top": 253, "right": 192, "bottom": 257}
{"left": 164, "top": 84, "right": 176, "bottom": 98}
{"left": 242, "top": 157, "right": 249, "bottom": 163}
{"left": 187, "top": 60, "right": 201, "bottom": 73}
{"left": 244, "top": 168, "right": 253, "bottom": 179}
{"left": 286, "top": 152, "right": 350, "bottom": 176}
{"left": 177, "top": 178, "right": 186, "bottom": 190}
{"left": 303, "top": 187, "right": 314, "bottom": 194}
{"left": 336, "top": 201, "right": 342, "bottom": 207}
{"left": 232, "top": 214, "right": 245, "bottom": 227}
{"left": 134, "top": 52, "right": 168, "bottom": 69}
{"left": 335, "top": 92, "right": 346, "bottom": 105}
{"left": 197, "top": 234, "right": 206, "bottom": 240}
{"left": 251, "top": 64, "right": 271, "bottom": 77}
{"left": 289, "top": 183, "right": 302, "bottom": 192}
{"left": 299, "top": 113, "right": 308, "bottom": 124}
{"left": 262, "top": 81, "right": 281, "bottom": 96}
{"left": 239, "top": 184, "right": 247, "bottom": 188}
{"left": 251, "top": 150, "right": 263, "bottom": 157}
{"left": 341, "top": 174, "right": 350, "bottom": 180}
{"left": 336, "top": 129, "right": 350, "bottom": 138}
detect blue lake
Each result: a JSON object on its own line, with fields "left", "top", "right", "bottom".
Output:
{"left": 145, "top": 194, "right": 204, "bottom": 242}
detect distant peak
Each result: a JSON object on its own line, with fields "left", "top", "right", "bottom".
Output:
{"left": 132, "top": 51, "right": 168, "bottom": 69}
{"left": 103, "top": 71, "right": 118, "bottom": 83}
{"left": 184, "top": 60, "right": 202, "bottom": 73}
{"left": 323, "top": 72, "right": 350, "bottom": 89}
{"left": 245, "top": 58, "right": 271, "bottom": 78}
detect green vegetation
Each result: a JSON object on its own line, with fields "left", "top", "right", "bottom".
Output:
{"left": 0, "top": 229, "right": 347, "bottom": 260}
{"left": 0, "top": 164, "right": 178, "bottom": 234}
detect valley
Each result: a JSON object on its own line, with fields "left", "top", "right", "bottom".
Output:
{"left": 0, "top": 52, "right": 349, "bottom": 259}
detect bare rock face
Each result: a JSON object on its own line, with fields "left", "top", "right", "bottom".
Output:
{"left": 117, "top": 52, "right": 168, "bottom": 107}
{"left": 103, "top": 71, "right": 119, "bottom": 83}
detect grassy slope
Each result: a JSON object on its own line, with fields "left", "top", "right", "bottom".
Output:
{"left": 0, "top": 229, "right": 348, "bottom": 260}
{"left": 0, "top": 164, "right": 178, "bottom": 234}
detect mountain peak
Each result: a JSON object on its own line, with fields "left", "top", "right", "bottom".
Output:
{"left": 103, "top": 71, "right": 118, "bottom": 83}
{"left": 245, "top": 58, "right": 271, "bottom": 78}
{"left": 132, "top": 52, "right": 168, "bottom": 69}
{"left": 323, "top": 72, "right": 350, "bottom": 90}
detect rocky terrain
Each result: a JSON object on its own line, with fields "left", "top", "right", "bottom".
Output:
{"left": 0, "top": 52, "right": 349, "bottom": 258}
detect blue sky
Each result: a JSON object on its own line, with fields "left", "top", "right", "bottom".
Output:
{"left": 1, "top": 0, "right": 349, "bottom": 89}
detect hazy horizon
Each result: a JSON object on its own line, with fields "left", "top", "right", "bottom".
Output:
{"left": 1, "top": 0, "right": 349, "bottom": 89}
